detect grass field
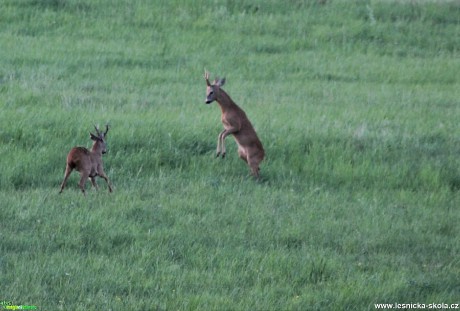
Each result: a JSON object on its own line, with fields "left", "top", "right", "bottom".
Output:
{"left": 1, "top": 0, "right": 459, "bottom": 310}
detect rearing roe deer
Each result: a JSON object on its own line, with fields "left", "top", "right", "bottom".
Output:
{"left": 204, "top": 71, "right": 265, "bottom": 178}
{"left": 59, "top": 124, "right": 113, "bottom": 195}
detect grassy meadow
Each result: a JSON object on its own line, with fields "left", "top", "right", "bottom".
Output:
{"left": 1, "top": 0, "right": 459, "bottom": 310}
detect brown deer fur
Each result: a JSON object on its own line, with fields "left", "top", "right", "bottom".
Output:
{"left": 204, "top": 71, "right": 265, "bottom": 178}
{"left": 59, "top": 125, "right": 113, "bottom": 195}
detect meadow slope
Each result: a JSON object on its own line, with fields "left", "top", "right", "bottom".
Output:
{"left": 1, "top": 0, "right": 459, "bottom": 310}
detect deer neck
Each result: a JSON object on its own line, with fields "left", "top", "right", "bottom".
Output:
{"left": 216, "top": 89, "right": 238, "bottom": 113}
{"left": 91, "top": 141, "right": 103, "bottom": 156}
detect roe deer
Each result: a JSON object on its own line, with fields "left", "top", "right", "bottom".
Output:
{"left": 204, "top": 71, "right": 265, "bottom": 178}
{"left": 59, "top": 124, "right": 113, "bottom": 195}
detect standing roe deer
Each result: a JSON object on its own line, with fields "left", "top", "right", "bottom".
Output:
{"left": 59, "top": 124, "right": 113, "bottom": 195}
{"left": 204, "top": 71, "right": 265, "bottom": 178}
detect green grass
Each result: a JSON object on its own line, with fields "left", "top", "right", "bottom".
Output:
{"left": 1, "top": 0, "right": 459, "bottom": 310}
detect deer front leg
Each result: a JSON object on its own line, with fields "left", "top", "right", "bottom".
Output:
{"left": 220, "top": 130, "right": 233, "bottom": 158}
{"left": 98, "top": 170, "right": 113, "bottom": 193}
{"left": 79, "top": 172, "right": 90, "bottom": 196}
{"left": 90, "top": 177, "right": 99, "bottom": 190}
{"left": 216, "top": 129, "right": 226, "bottom": 158}
{"left": 218, "top": 128, "right": 238, "bottom": 158}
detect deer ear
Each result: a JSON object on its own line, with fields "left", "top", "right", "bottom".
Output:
{"left": 90, "top": 132, "right": 98, "bottom": 141}
{"left": 218, "top": 77, "right": 226, "bottom": 86}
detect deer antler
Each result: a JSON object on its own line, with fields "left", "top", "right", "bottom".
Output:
{"left": 93, "top": 124, "right": 102, "bottom": 136}
{"left": 104, "top": 124, "right": 109, "bottom": 136}
{"left": 204, "top": 69, "right": 211, "bottom": 86}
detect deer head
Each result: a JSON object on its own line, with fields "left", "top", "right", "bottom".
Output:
{"left": 90, "top": 124, "right": 109, "bottom": 154}
{"left": 204, "top": 70, "right": 225, "bottom": 104}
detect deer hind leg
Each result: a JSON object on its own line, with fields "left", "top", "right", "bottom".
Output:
{"left": 249, "top": 162, "right": 261, "bottom": 179}
{"left": 59, "top": 165, "right": 73, "bottom": 193}
{"left": 239, "top": 147, "right": 261, "bottom": 178}
{"left": 248, "top": 154, "right": 262, "bottom": 179}
{"left": 238, "top": 146, "right": 248, "bottom": 164}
